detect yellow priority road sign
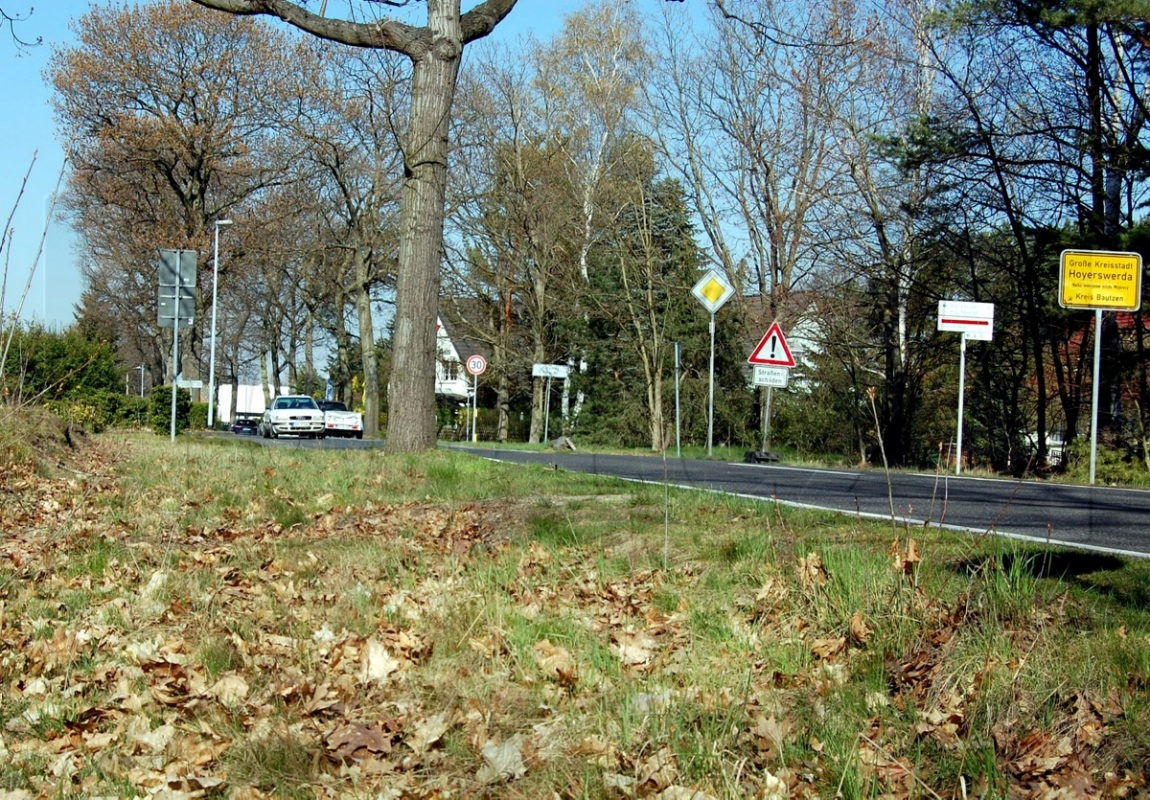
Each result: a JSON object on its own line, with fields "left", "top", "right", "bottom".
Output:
{"left": 1059, "top": 249, "right": 1143, "bottom": 311}
{"left": 691, "top": 270, "right": 734, "bottom": 314}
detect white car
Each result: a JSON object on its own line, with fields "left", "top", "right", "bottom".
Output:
{"left": 259, "top": 395, "right": 325, "bottom": 439}
{"left": 318, "top": 400, "right": 364, "bottom": 439}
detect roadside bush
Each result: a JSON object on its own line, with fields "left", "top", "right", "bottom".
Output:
{"left": 115, "top": 396, "right": 150, "bottom": 429}
{"left": 148, "top": 386, "right": 192, "bottom": 435}
{"left": 42, "top": 389, "right": 144, "bottom": 433}
{"left": 189, "top": 402, "right": 208, "bottom": 431}
{"left": 43, "top": 396, "right": 108, "bottom": 432}
{"left": 1060, "top": 440, "right": 1150, "bottom": 487}
{"left": 0, "top": 324, "right": 120, "bottom": 402}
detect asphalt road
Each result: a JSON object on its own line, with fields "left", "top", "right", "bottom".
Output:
{"left": 450, "top": 447, "right": 1150, "bottom": 559}
{"left": 234, "top": 432, "right": 1150, "bottom": 558}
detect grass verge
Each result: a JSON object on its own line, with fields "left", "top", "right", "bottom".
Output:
{"left": 0, "top": 431, "right": 1146, "bottom": 798}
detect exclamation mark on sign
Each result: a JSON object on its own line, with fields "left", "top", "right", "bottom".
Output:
{"left": 770, "top": 337, "right": 777, "bottom": 360}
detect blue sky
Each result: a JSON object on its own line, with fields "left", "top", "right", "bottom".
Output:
{"left": 0, "top": 0, "right": 587, "bottom": 329}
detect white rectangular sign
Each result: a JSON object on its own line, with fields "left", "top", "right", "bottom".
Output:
{"left": 752, "top": 366, "right": 789, "bottom": 388}
{"left": 532, "top": 363, "right": 570, "bottom": 379}
{"left": 938, "top": 300, "right": 994, "bottom": 341}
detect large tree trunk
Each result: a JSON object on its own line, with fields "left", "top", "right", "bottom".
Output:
{"left": 386, "top": 23, "right": 461, "bottom": 453}
{"left": 189, "top": 0, "right": 520, "bottom": 451}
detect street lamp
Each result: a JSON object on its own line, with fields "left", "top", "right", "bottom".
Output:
{"left": 136, "top": 364, "right": 146, "bottom": 397}
{"left": 207, "top": 219, "right": 233, "bottom": 429}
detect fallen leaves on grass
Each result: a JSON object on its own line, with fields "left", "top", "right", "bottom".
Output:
{"left": 1, "top": 432, "right": 1146, "bottom": 799}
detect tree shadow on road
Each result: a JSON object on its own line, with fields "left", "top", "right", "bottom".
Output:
{"left": 952, "top": 547, "right": 1150, "bottom": 611}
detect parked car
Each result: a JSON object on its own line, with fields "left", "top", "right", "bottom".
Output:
{"left": 318, "top": 400, "right": 364, "bottom": 439}
{"left": 231, "top": 413, "right": 260, "bottom": 435}
{"left": 259, "top": 395, "right": 325, "bottom": 439}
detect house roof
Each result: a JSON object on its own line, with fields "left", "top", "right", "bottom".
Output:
{"left": 438, "top": 297, "right": 496, "bottom": 364}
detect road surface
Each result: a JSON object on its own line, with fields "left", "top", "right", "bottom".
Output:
{"left": 451, "top": 447, "right": 1150, "bottom": 559}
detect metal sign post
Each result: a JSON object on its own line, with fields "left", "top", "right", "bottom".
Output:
{"left": 1089, "top": 309, "right": 1103, "bottom": 484}
{"left": 674, "top": 341, "right": 682, "bottom": 458}
{"left": 1057, "top": 250, "right": 1143, "bottom": 484}
{"left": 956, "top": 333, "right": 968, "bottom": 474}
{"left": 170, "top": 289, "right": 180, "bottom": 442}
{"left": 466, "top": 355, "right": 487, "bottom": 442}
{"left": 749, "top": 323, "right": 795, "bottom": 459}
{"left": 207, "top": 219, "right": 233, "bottom": 430}
{"left": 937, "top": 301, "right": 994, "bottom": 474}
{"left": 158, "top": 249, "right": 197, "bottom": 443}
{"left": 691, "top": 271, "right": 735, "bottom": 457}
{"left": 532, "top": 363, "right": 570, "bottom": 444}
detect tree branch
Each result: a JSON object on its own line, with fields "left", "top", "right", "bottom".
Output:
{"left": 188, "top": 1, "right": 678, "bottom": 55}
{"left": 189, "top": 0, "right": 428, "bottom": 55}
{"left": 1, "top": 4, "right": 42, "bottom": 50}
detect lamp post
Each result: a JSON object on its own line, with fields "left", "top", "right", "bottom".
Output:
{"left": 136, "top": 364, "right": 146, "bottom": 397}
{"left": 207, "top": 219, "right": 233, "bottom": 429}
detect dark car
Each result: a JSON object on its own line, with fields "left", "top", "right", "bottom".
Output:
{"left": 231, "top": 414, "right": 260, "bottom": 435}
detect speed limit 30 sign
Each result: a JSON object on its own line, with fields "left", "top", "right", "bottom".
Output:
{"left": 466, "top": 354, "right": 487, "bottom": 376}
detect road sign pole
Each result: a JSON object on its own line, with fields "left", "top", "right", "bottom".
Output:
{"left": 707, "top": 312, "right": 716, "bottom": 458}
{"left": 763, "top": 386, "right": 774, "bottom": 453}
{"left": 955, "top": 334, "right": 967, "bottom": 475}
{"left": 1090, "top": 309, "right": 1102, "bottom": 485}
{"left": 472, "top": 373, "right": 478, "bottom": 443}
{"left": 543, "top": 376, "right": 552, "bottom": 442}
{"left": 169, "top": 251, "right": 181, "bottom": 443}
{"left": 690, "top": 270, "right": 734, "bottom": 459}
{"left": 674, "top": 341, "right": 682, "bottom": 459}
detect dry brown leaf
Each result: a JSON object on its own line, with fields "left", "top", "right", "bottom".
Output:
{"left": 889, "top": 537, "right": 922, "bottom": 577}
{"left": 325, "top": 722, "right": 396, "bottom": 763}
{"left": 744, "top": 713, "right": 787, "bottom": 763}
{"left": 207, "top": 673, "right": 249, "bottom": 707}
{"left": 637, "top": 746, "right": 679, "bottom": 794}
{"left": 810, "top": 636, "right": 846, "bottom": 661}
{"left": 797, "top": 552, "right": 828, "bottom": 589}
{"left": 848, "top": 611, "right": 871, "bottom": 647}
{"left": 407, "top": 711, "right": 451, "bottom": 756}
{"left": 533, "top": 639, "right": 576, "bottom": 681}
{"left": 611, "top": 630, "right": 658, "bottom": 667}
{"left": 655, "top": 787, "right": 717, "bottom": 800}
{"left": 358, "top": 638, "right": 401, "bottom": 684}
{"left": 476, "top": 734, "right": 527, "bottom": 784}
{"left": 603, "top": 772, "right": 637, "bottom": 798}
{"left": 858, "top": 737, "right": 914, "bottom": 793}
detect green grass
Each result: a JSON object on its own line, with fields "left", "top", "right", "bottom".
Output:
{"left": 0, "top": 430, "right": 1146, "bottom": 798}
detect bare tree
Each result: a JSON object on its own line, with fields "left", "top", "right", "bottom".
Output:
{"left": 51, "top": 1, "right": 301, "bottom": 392}
{"left": 281, "top": 43, "right": 408, "bottom": 437}
{"left": 448, "top": 45, "right": 574, "bottom": 443}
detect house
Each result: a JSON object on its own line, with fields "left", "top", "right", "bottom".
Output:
{"left": 435, "top": 314, "right": 493, "bottom": 400}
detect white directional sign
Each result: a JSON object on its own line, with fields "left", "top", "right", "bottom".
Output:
{"left": 752, "top": 366, "right": 789, "bottom": 388}
{"left": 691, "top": 270, "right": 735, "bottom": 314}
{"left": 937, "top": 301, "right": 994, "bottom": 341}
{"left": 532, "top": 363, "right": 570, "bottom": 379}
{"left": 466, "top": 354, "right": 487, "bottom": 376}
{"left": 748, "top": 322, "right": 796, "bottom": 367}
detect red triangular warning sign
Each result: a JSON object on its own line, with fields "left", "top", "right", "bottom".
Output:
{"left": 748, "top": 321, "right": 796, "bottom": 367}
